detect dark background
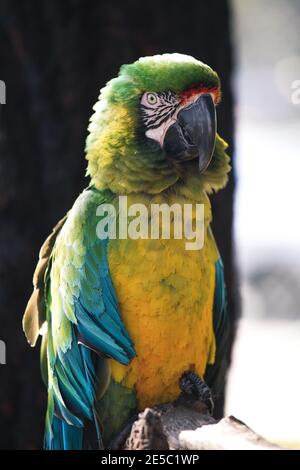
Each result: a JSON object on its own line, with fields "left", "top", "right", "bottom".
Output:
{"left": 0, "top": 0, "right": 236, "bottom": 449}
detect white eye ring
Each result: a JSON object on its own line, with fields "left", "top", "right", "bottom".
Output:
{"left": 146, "top": 93, "right": 158, "bottom": 105}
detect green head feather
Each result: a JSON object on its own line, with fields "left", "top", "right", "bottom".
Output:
{"left": 85, "top": 53, "right": 229, "bottom": 195}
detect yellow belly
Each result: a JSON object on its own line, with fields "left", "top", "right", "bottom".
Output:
{"left": 107, "top": 193, "right": 218, "bottom": 409}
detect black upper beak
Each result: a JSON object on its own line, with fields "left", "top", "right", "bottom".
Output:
{"left": 163, "top": 93, "right": 216, "bottom": 172}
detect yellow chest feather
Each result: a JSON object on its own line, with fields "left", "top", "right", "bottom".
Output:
{"left": 107, "top": 192, "right": 218, "bottom": 409}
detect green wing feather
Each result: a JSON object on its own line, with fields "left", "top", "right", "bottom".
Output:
{"left": 24, "top": 187, "right": 135, "bottom": 449}
{"left": 23, "top": 216, "right": 67, "bottom": 347}
{"left": 204, "top": 255, "right": 229, "bottom": 415}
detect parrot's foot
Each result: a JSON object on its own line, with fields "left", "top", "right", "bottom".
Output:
{"left": 177, "top": 371, "right": 214, "bottom": 415}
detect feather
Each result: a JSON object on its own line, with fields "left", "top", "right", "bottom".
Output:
{"left": 23, "top": 216, "right": 67, "bottom": 346}
{"left": 41, "top": 189, "right": 135, "bottom": 450}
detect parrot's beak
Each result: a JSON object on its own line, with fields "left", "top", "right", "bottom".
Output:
{"left": 163, "top": 93, "right": 216, "bottom": 172}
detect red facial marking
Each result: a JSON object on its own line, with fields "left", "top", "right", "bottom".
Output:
{"left": 180, "top": 86, "right": 221, "bottom": 105}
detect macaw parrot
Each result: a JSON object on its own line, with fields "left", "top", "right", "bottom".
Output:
{"left": 23, "top": 53, "right": 231, "bottom": 450}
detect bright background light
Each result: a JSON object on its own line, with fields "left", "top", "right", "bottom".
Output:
{"left": 226, "top": 0, "right": 300, "bottom": 448}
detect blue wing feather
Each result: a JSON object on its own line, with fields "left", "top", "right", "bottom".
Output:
{"left": 44, "top": 189, "right": 135, "bottom": 450}
{"left": 204, "top": 257, "right": 229, "bottom": 398}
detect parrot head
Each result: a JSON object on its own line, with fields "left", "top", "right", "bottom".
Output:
{"left": 86, "top": 53, "right": 230, "bottom": 194}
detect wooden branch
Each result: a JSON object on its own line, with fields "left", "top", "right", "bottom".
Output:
{"left": 110, "top": 373, "right": 282, "bottom": 451}
{"left": 179, "top": 415, "right": 281, "bottom": 450}
{"left": 112, "top": 404, "right": 282, "bottom": 450}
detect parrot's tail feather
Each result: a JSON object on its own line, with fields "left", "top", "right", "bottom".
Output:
{"left": 44, "top": 342, "right": 103, "bottom": 450}
{"left": 44, "top": 411, "right": 102, "bottom": 450}
{"left": 44, "top": 415, "right": 84, "bottom": 450}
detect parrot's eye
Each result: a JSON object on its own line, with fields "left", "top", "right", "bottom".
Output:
{"left": 140, "top": 91, "right": 180, "bottom": 131}
{"left": 146, "top": 93, "right": 158, "bottom": 105}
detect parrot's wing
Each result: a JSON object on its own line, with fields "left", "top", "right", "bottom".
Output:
{"left": 24, "top": 188, "right": 135, "bottom": 449}
{"left": 23, "top": 215, "right": 67, "bottom": 347}
{"left": 204, "top": 256, "right": 229, "bottom": 412}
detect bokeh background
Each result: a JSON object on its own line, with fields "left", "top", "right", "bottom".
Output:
{"left": 0, "top": 0, "right": 299, "bottom": 449}
{"left": 227, "top": 0, "right": 300, "bottom": 448}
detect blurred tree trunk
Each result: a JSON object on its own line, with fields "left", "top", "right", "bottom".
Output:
{"left": 0, "top": 0, "right": 236, "bottom": 449}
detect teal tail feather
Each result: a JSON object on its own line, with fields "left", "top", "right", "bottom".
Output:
{"left": 44, "top": 415, "right": 84, "bottom": 450}
{"left": 44, "top": 341, "right": 102, "bottom": 450}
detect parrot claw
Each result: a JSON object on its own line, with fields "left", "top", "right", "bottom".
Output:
{"left": 177, "top": 371, "right": 214, "bottom": 415}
